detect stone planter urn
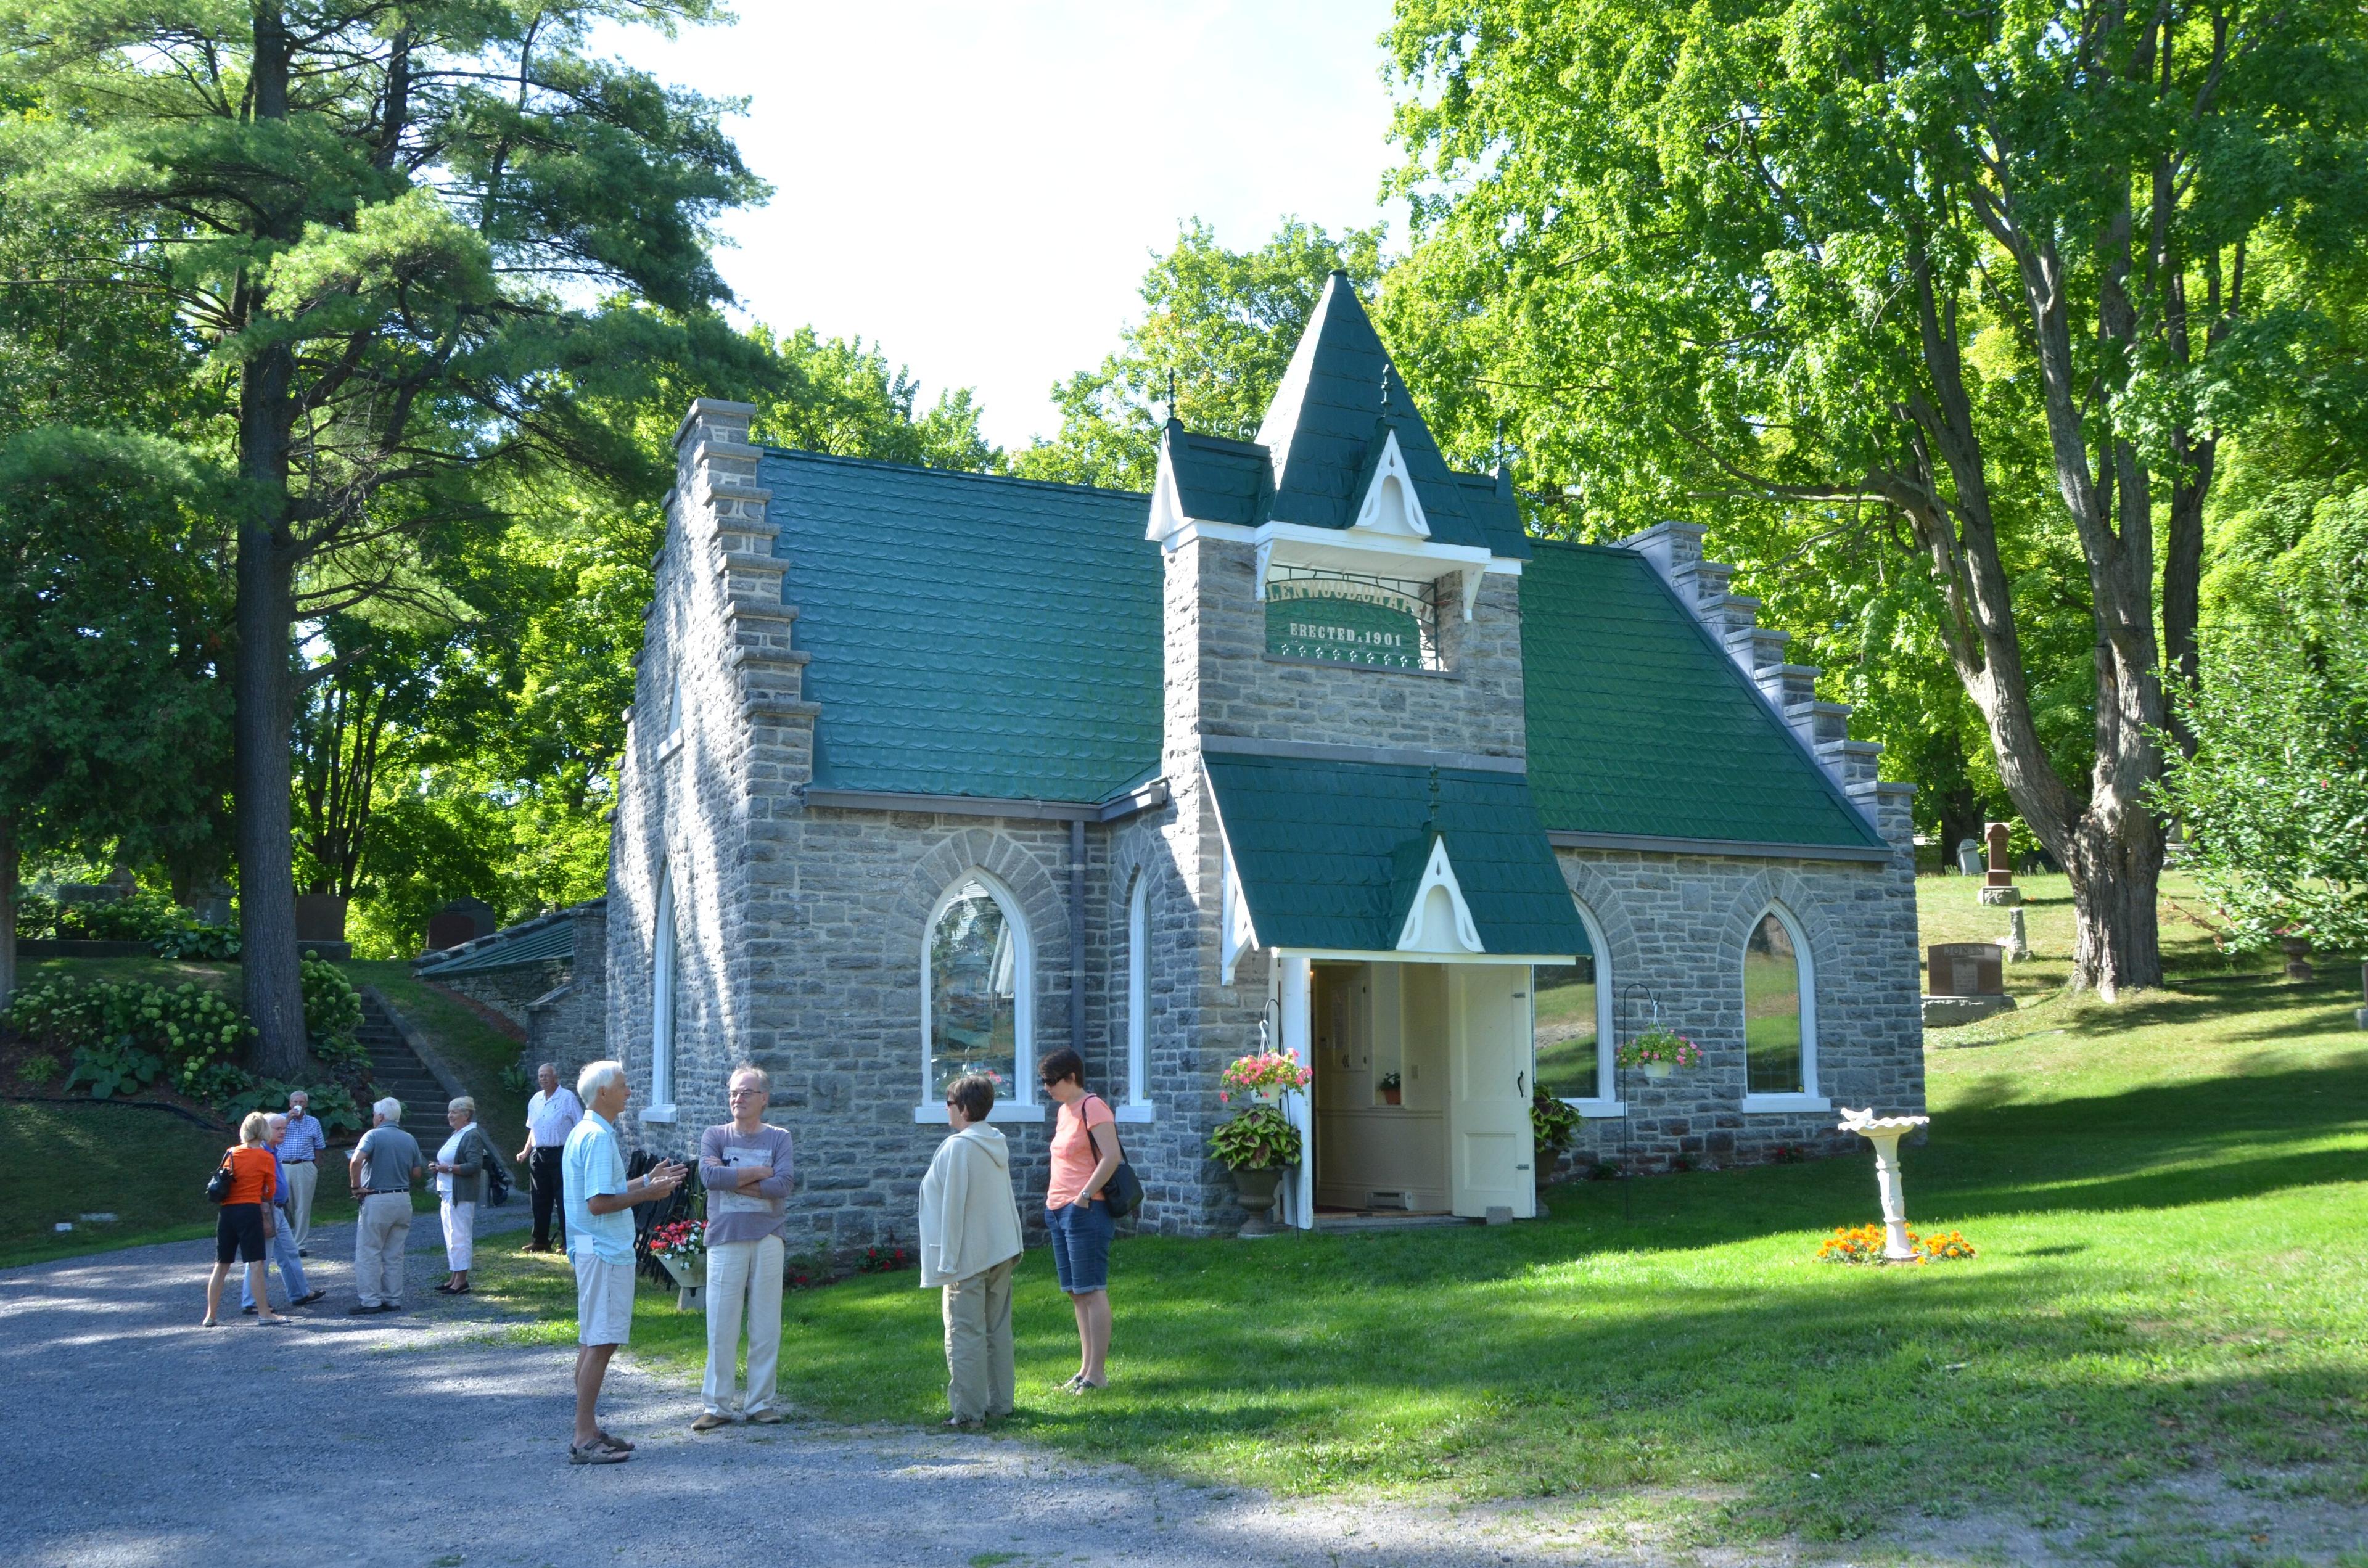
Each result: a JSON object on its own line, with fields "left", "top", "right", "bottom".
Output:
{"left": 1230, "top": 1167, "right": 1283, "bottom": 1238}
{"left": 2282, "top": 936, "right": 2314, "bottom": 983}
{"left": 657, "top": 1252, "right": 705, "bottom": 1310}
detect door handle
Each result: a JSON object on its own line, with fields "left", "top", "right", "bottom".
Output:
{"left": 1516, "top": 1071, "right": 1526, "bottom": 1096}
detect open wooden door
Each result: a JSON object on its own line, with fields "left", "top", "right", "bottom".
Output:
{"left": 1447, "top": 966, "right": 1535, "bottom": 1218}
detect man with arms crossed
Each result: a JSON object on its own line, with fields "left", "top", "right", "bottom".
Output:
{"left": 563, "top": 1060, "right": 686, "bottom": 1464}
{"left": 692, "top": 1064, "right": 794, "bottom": 1431}
{"left": 516, "top": 1062, "right": 581, "bottom": 1252}
{"left": 279, "top": 1090, "right": 327, "bottom": 1254}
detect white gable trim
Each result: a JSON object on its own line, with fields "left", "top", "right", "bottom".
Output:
{"left": 1395, "top": 838, "right": 1486, "bottom": 954}
{"left": 1353, "top": 428, "right": 1431, "bottom": 538}
{"left": 1206, "top": 759, "right": 1260, "bottom": 984}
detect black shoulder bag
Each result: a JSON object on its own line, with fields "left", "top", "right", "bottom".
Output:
{"left": 205, "top": 1149, "right": 236, "bottom": 1205}
{"left": 1083, "top": 1095, "right": 1144, "bottom": 1218}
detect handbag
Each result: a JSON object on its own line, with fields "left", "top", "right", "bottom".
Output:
{"left": 1082, "top": 1095, "right": 1145, "bottom": 1218}
{"left": 204, "top": 1149, "right": 236, "bottom": 1205}
{"left": 479, "top": 1131, "right": 512, "bottom": 1206}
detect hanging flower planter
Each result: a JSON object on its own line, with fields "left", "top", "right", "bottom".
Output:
{"left": 1616, "top": 1027, "right": 1703, "bottom": 1080}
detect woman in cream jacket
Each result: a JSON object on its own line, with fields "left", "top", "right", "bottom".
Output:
{"left": 918, "top": 1074, "right": 1026, "bottom": 1425}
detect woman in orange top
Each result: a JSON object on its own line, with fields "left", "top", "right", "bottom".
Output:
{"left": 1038, "top": 1049, "right": 1121, "bottom": 1391}
{"left": 203, "top": 1112, "right": 290, "bottom": 1326}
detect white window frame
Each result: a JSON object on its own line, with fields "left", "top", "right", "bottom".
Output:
{"left": 646, "top": 865, "right": 680, "bottom": 1123}
{"left": 1120, "top": 871, "right": 1155, "bottom": 1120}
{"left": 1545, "top": 901, "right": 1621, "bottom": 1118}
{"left": 1740, "top": 903, "right": 1828, "bottom": 1114}
{"left": 658, "top": 676, "right": 685, "bottom": 761}
{"left": 913, "top": 871, "right": 1044, "bottom": 1124}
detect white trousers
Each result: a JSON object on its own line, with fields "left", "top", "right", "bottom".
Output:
{"left": 354, "top": 1192, "right": 411, "bottom": 1307}
{"left": 440, "top": 1197, "right": 475, "bottom": 1270}
{"left": 702, "top": 1234, "right": 784, "bottom": 1416}
{"left": 284, "top": 1162, "right": 318, "bottom": 1246}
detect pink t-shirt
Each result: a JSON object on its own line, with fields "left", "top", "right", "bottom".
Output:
{"left": 1045, "top": 1094, "right": 1116, "bottom": 1209}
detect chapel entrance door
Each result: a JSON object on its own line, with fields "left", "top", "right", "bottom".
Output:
{"left": 1311, "top": 963, "right": 1449, "bottom": 1213}
{"left": 1447, "top": 966, "right": 1536, "bottom": 1218}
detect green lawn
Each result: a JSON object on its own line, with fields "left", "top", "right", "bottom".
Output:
{"left": 347, "top": 961, "right": 532, "bottom": 1141}
{"left": 469, "top": 874, "right": 2368, "bottom": 1558}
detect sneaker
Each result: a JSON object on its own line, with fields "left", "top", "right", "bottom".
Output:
{"left": 347, "top": 1303, "right": 382, "bottom": 1315}
{"left": 240, "top": 1305, "right": 257, "bottom": 1316}
{"left": 297, "top": 1248, "right": 310, "bottom": 1258}
{"left": 689, "top": 1413, "right": 734, "bottom": 1433}
{"left": 746, "top": 1408, "right": 786, "bottom": 1426}
{"left": 293, "top": 1291, "right": 327, "bottom": 1307}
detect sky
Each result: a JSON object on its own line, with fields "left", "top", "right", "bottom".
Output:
{"left": 602, "top": 1, "right": 1404, "bottom": 451}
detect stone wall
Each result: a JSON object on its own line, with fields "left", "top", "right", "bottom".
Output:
{"left": 426, "top": 963, "right": 565, "bottom": 1033}
{"left": 1542, "top": 831, "right": 1925, "bottom": 1179}
{"left": 526, "top": 901, "right": 608, "bottom": 1090}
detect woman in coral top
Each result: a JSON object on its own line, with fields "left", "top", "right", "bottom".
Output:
{"left": 1038, "top": 1048, "right": 1121, "bottom": 1391}
{"left": 203, "top": 1112, "right": 290, "bottom": 1326}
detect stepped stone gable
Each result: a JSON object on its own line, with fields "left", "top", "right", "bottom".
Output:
{"left": 596, "top": 276, "right": 1926, "bottom": 1247}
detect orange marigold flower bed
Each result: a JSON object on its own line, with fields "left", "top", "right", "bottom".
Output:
{"left": 1816, "top": 1224, "right": 1978, "bottom": 1264}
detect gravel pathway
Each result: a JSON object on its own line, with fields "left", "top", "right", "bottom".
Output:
{"left": 1, "top": 1216, "right": 1690, "bottom": 1568}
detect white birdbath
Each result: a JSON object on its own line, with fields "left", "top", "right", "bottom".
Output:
{"left": 1838, "top": 1108, "right": 1932, "bottom": 1263}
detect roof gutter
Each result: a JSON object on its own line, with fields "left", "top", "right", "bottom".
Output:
{"left": 799, "top": 780, "right": 1170, "bottom": 823}
{"left": 1545, "top": 830, "right": 1892, "bottom": 864}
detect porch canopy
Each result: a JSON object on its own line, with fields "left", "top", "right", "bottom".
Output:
{"left": 1202, "top": 750, "right": 1589, "bottom": 961}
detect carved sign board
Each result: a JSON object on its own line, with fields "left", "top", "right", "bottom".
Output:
{"left": 1928, "top": 942, "right": 2005, "bottom": 998}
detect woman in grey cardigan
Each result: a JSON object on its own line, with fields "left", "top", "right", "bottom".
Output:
{"left": 430, "top": 1097, "right": 493, "bottom": 1295}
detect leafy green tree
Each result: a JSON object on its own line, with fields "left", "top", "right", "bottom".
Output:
{"left": 1013, "top": 219, "right": 1384, "bottom": 490}
{"left": 0, "top": 0, "right": 765, "bottom": 1072}
{"left": 0, "top": 430, "right": 232, "bottom": 1004}
{"left": 2153, "top": 609, "right": 2368, "bottom": 956}
{"left": 1385, "top": 0, "right": 2368, "bottom": 995}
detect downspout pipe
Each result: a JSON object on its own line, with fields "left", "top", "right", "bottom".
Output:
{"left": 1070, "top": 818, "right": 1086, "bottom": 1062}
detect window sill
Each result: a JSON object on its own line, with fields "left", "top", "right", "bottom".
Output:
{"left": 1564, "top": 1097, "right": 1626, "bottom": 1119}
{"left": 639, "top": 1104, "right": 679, "bottom": 1125}
{"left": 657, "top": 733, "right": 684, "bottom": 762}
{"left": 1740, "top": 1093, "right": 1832, "bottom": 1115}
{"left": 910, "top": 1101, "right": 1048, "bottom": 1125}
{"left": 1115, "top": 1102, "right": 1157, "bottom": 1123}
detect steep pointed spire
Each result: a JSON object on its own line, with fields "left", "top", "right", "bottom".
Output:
{"left": 1252, "top": 271, "right": 1479, "bottom": 541}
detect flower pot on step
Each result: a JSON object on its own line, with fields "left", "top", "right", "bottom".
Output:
{"left": 658, "top": 1253, "right": 705, "bottom": 1310}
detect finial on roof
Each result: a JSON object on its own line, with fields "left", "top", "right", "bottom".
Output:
{"left": 1380, "top": 358, "right": 1391, "bottom": 415}
{"left": 1423, "top": 765, "right": 1441, "bottom": 837}
{"left": 1167, "top": 369, "right": 1179, "bottom": 424}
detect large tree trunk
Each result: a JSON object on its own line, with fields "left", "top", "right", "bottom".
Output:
{"left": 2067, "top": 813, "right": 2164, "bottom": 999}
{"left": 236, "top": 2, "right": 306, "bottom": 1082}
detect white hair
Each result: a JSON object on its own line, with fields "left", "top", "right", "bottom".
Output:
{"left": 448, "top": 1096, "right": 475, "bottom": 1117}
{"left": 373, "top": 1096, "right": 403, "bottom": 1123}
{"left": 266, "top": 1113, "right": 287, "bottom": 1130}
{"left": 577, "top": 1059, "right": 627, "bottom": 1103}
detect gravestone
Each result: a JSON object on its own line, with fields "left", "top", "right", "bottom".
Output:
{"left": 1955, "top": 838, "right": 1984, "bottom": 877}
{"left": 1922, "top": 940, "right": 2018, "bottom": 1030}
{"left": 2004, "top": 906, "right": 2031, "bottom": 962}
{"left": 424, "top": 897, "right": 496, "bottom": 953}
{"left": 1978, "top": 821, "right": 2022, "bottom": 906}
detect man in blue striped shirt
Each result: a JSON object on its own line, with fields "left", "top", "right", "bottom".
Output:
{"left": 280, "top": 1091, "right": 328, "bottom": 1255}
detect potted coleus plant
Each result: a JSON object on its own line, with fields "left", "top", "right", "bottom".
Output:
{"left": 1616, "top": 1026, "right": 1703, "bottom": 1081}
{"left": 1207, "top": 1104, "right": 1303, "bottom": 1238}
{"left": 1379, "top": 1070, "right": 1402, "bottom": 1106}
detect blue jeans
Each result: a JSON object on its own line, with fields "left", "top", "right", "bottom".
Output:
{"left": 241, "top": 1208, "right": 310, "bottom": 1307}
{"left": 1045, "top": 1198, "right": 1114, "bottom": 1295}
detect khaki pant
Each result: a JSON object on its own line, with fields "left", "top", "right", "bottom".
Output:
{"left": 703, "top": 1234, "right": 784, "bottom": 1416}
{"left": 941, "top": 1255, "right": 1017, "bottom": 1421}
{"left": 284, "top": 1162, "right": 318, "bottom": 1247}
{"left": 354, "top": 1192, "right": 412, "bottom": 1307}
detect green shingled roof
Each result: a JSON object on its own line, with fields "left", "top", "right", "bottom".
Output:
{"left": 762, "top": 451, "right": 1162, "bottom": 800}
{"left": 415, "top": 912, "right": 575, "bottom": 977}
{"left": 1202, "top": 752, "right": 1590, "bottom": 956}
{"left": 1521, "top": 541, "right": 1881, "bottom": 848}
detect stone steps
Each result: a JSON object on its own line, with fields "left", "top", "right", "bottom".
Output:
{"left": 355, "top": 993, "right": 455, "bottom": 1145}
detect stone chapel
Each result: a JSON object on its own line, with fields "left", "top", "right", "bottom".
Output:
{"left": 602, "top": 273, "right": 1925, "bottom": 1244}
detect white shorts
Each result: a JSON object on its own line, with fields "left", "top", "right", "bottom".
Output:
{"left": 573, "top": 1253, "right": 636, "bottom": 1347}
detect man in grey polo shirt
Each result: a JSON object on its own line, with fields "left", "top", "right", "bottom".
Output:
{"left": 347, "top": 1098, "right": 424, "bottom": 1315}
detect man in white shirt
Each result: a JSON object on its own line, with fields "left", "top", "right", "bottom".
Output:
{"left": 517, "top": 1062, "right": 582, "bottom": 1252}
